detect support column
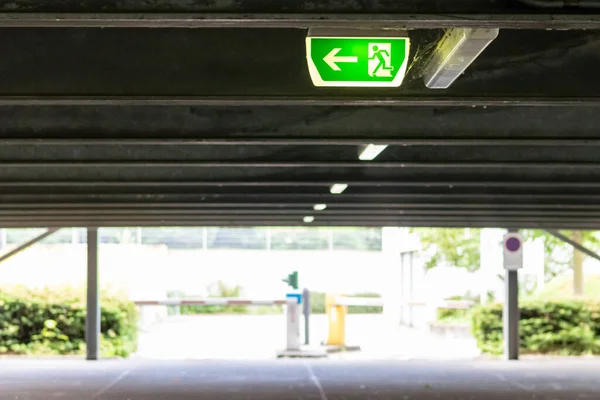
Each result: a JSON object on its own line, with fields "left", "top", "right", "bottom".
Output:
{"left": 408, "top": 251, "right": 414, "bottom": 327}
{"left": 86, "top": 227, "right": 100, "bottom": 360}
{"left": 202, "top": 227, "right": 208, "bottom": 250}
{"left": 504, "top": 269, "right": 519, "bottom": 360}
{"left": 503, "top": 229, "right": 521, "bottom": 360}
{"left": 399, "top": 252, "right": 405, "bottom": 325}
{"left": 303, "top": 288, "right": 310, "bottom": 345}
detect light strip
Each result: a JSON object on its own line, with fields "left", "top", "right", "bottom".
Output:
{"left": 358, "top": 144, "right": 388, "bottom": 161}
{"left": 303, "top": 216, "right": 315, "bottom": 223}
{"left": 313, "top": 204, "right": 327, "bottom": 211}
{"left": 329, "top": 183, "right": 348, "bottom": 194}
{"left": 424, "top": 28, "right": 499, "bottom": 89}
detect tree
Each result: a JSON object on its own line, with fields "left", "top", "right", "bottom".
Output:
{"left": 521, "top": 230, "right": 600, "bottom": 296}
{"left": 413, "top": 228, "right": 600, "bottom": 297}
{"left": 572, "top": 231, "right": 585, "bottom": 296}
{"left": 411, "top": 228, "right": 481, "bottom": 272}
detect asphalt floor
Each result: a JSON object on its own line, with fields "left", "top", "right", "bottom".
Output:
{"left": 1, "top": 359, "right": 599, "bottom": 399}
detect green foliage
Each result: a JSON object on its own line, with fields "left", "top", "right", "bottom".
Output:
{"left": 310, "top": 291, "right": 326, "bottom": 314}
{"left": 471, "top": 300, "right": 600, "bottom": 355}
{"left": 309, "top": 292, "right": 383, "bottom": 314}
{"left": 0, "top": 286, "right": 138, "bottom": 357}
{"left": 437, "top": 305, "right": 471, "bottom": 323}
{"left": 533, "top": 274, "right": 600, "bottom": 301}
{"left": 521, "top": 230, "right": 600, "bottom": 281}
{"left": 410, "top": 228, "right": 481, "bottom": 272}
{"left": 437, "top": 307, "right": 467, "bottom": 321}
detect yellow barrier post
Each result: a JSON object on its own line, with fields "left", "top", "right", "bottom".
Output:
{"left": 326, "top": 294, "right": 347, "bottom": 346}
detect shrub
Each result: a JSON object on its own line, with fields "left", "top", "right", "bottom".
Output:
{"left": 437, "top": 307, "right": 470, "bottom": 324}
{"left": 0, "top": 286, "right": 138, "bottom": 357}
{"left": 471, "top": 300, "right": 600, "bottom": 355}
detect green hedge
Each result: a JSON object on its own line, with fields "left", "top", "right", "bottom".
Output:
{"left": 0, "top": 286, "right": 138, "bottom": 357}
{"left": 471, "top": 300, "right": 600, "bottom": 355}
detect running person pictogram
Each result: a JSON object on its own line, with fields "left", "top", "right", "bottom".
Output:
{"left": 368, "top": 44, "right": 394, "bottom": 77}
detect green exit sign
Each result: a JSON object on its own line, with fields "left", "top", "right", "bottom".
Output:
{"left": 306, "top": 30, "right": 410, "bottom": 88}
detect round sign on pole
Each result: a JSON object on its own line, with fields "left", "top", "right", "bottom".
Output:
{"left": 506, "top": 237, "right": 521, "bottom": 252}
{"left": 503, "top": 233, "right": 523, "bottom": 270}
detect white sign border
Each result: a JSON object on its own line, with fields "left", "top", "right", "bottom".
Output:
{"left": 306, "top": 36, "right": 411, "bottom": 88}
{"left": 503, "top": 232, "right": 524, "bottom": 270}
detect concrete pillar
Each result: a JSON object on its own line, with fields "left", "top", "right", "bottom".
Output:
{"left": 86, "top": 228, "right": 100, "bottom": 360}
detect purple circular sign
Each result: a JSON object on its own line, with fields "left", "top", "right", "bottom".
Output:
{"left": 506, "top": 237, "right": 521, "bottom": 252}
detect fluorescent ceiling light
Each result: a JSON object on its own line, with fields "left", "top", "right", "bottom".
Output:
{"left": 358, "top": 144, "right": 388, "bottom": 161}
{"left": 329, "top": 183, "right": 348, "bottom": 194}
{"left": 424, "top": 28, "right": 499, "bottom": 89}
{"left": 313, "top": 204, "right": 327, "bottom": 211}
{"left": 303, "top": 216, "right": 315, "bottom": 223}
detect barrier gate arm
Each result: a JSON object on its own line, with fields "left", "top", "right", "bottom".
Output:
{"left": 134, "top": 298, "right": 287, "bottom": 306}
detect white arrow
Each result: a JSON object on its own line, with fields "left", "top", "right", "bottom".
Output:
{"left": 323, "top": 48, "right": 358, "bottom": 71}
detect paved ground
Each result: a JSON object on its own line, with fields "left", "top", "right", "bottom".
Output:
{"left": 135, "top": 314, "right": 480, "bottom": 360}
{"left": 1, "top": 359, "right": 600, "bottom": 399}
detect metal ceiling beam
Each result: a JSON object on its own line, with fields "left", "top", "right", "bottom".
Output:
{"left": 0, "top": 13, "right": 597, "bottom": 29}
{"left": 0, "top": 217, "right": 596, "bottom": 230}
{"left": 3, "top": 209, "right": 600, "bottom": 217}
{"left": 2, "top": 138, "right": 600, "bottom": 146}
{"left": 0, "top": 202, "right": 598, "bottom": 210}
{"left": 1, "top": 161, "right": 599, "bottom": 168}
{"left": 0, "top": 228, "right": 60, "bottom": 264}
{"left": 0, "top": 214, "right": 597, "bottom": 222}
{"left": 0, "top": 96, "right": 597, "bottom": 107}
{"left": 2, "top": 193, "right": 600, "bottom": 202}
{"left": 0, "top": 180, "right": 599, "bottom": 188}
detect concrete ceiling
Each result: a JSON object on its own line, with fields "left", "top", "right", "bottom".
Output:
{"left": 0, "top": 4, "right": 599, "bottom": 228}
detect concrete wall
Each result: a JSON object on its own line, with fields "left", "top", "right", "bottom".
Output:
{"left": 0, "top": 244, "right": 169, "bottom": 300}
{"left": 0, "top": 244, "right": 396, "bottom": 300}
{"left": 154, "top": 249, "right": 396, "bottom": 298}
